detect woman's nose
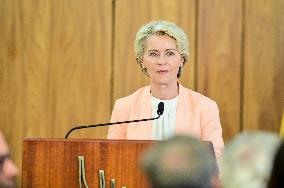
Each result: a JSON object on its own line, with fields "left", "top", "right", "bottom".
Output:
{"left": 156, "top": 55, "right": 167, "bottom": 65}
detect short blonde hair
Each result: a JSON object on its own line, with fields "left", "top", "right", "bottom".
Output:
{"left": 134, "top": 20, "right": 190, "bottom": 78}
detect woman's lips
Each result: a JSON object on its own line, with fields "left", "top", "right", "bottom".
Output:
{"left": 157, "top": 70, "right": 168, "bottom": 74}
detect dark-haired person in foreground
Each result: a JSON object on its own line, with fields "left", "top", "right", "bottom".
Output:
{"left": 141, "top": 135, "right": 220, "bottom": 188}
{"left": 267, "top": 139, "right": 284, "bottom": 188}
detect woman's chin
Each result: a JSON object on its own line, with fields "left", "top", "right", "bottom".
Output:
{"left": 150, "top": 78, "right": 177, "bottom": 86}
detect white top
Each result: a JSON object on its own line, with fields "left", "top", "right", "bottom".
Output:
{"left": 151, "top": 95, "right": 178, "bottom": 140}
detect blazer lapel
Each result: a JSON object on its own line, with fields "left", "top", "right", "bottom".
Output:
{"left": 140, "top": 85, "right": 152, "bottom": 125}
{"left": 129, "top": 85, "right": 153, "bottom": 140}
{"left": 175, "top": 84, "right": 189, "bottom": 133}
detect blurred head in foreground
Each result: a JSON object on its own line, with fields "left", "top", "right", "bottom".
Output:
{"left": 220, "top": 131, "right": 280, "bottom": 188}
{"left": 141, "top": 135, "right": 219, "bottom": 188}
{"left": 0, "top": 132, "right": 18, "bottom": 188}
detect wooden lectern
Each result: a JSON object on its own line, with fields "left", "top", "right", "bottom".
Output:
{"left": 22, "top": 139, "right": 155, "bottom": 188}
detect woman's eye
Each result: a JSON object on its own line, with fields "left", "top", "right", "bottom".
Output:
{"left": 166, "top": 51, "right": 175, "bottom": 56}
{"left": 149, "top": 52, "right": 158, "bottom": 57}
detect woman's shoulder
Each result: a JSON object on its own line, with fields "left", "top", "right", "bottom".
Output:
{"left": 180, "top": 85, "right": 218, "bottom": 107}
{"left": 115, "top": 85, "right": 150, "bottom": 107}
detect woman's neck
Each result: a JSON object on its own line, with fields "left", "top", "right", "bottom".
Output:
{"left": 150, "top": 82, "right": 179, "bottom": 100}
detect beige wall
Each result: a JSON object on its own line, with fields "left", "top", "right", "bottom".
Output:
{"left": 0, "top": 0, "right": 283, "bottom": 185}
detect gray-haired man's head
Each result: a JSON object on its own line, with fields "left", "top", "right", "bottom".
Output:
{"left": 141, "top": 135, "right": 219, "bottom": 188}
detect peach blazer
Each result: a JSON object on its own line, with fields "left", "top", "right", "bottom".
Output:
{"left": 107, "top": 84, "right": 224, "bottom": 158}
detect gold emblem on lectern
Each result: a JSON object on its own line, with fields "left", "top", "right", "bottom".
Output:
{"left": 77, "top": 156, "right": 126, "bottom": 188}
{"left": 78, "top": 156, "right": 89, "bottom": 188}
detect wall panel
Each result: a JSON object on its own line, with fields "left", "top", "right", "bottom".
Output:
{"left": 243, "top": 0, "right": 284, "bottom": 131}
{"left": 0, "top": 0, "right": 112, "bottom": 185}
{"left": 197, "top": 0, "right": 242, "bottom": 141}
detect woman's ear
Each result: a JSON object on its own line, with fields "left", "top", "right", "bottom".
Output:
{"left": 182, "top": 57, "right": 186, "bottom": 64}
{"left": 179, "top": 57, "right": 185, "bottom": 67}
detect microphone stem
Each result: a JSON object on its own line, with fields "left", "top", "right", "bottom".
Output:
{"left": 64, "top": 115, "right": 161, "bottom": 139}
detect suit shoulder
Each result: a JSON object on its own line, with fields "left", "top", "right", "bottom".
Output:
{"left": 115, "top": 86, "right": 149, "bottom": 108}
{"left": 183, "top": 87, "right": 218, "bottom": 107}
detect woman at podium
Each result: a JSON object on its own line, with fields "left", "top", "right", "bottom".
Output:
{"left": 107, "top": 20, "right": 224, "bottom": 159}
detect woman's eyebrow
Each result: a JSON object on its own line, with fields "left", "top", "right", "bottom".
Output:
{"left": 165, "top": 49, "right": 176, "bottom": 51}
{"left": 147, "top": 49, "right": 176, "bottom": 52}
{"left": 147, "top": 49, "right": 159, "bottom": 52}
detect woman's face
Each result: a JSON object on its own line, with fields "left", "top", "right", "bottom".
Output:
{"left": 142, "top": 35, "right": 183, "bottom": 86}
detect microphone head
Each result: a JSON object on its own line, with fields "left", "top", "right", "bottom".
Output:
{"left": 157, "top": 102, "right": 164, "bottom": 116}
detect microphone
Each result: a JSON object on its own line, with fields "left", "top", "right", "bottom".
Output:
{"left": 65, "top": 102, "right": 164, "bottom": 139}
